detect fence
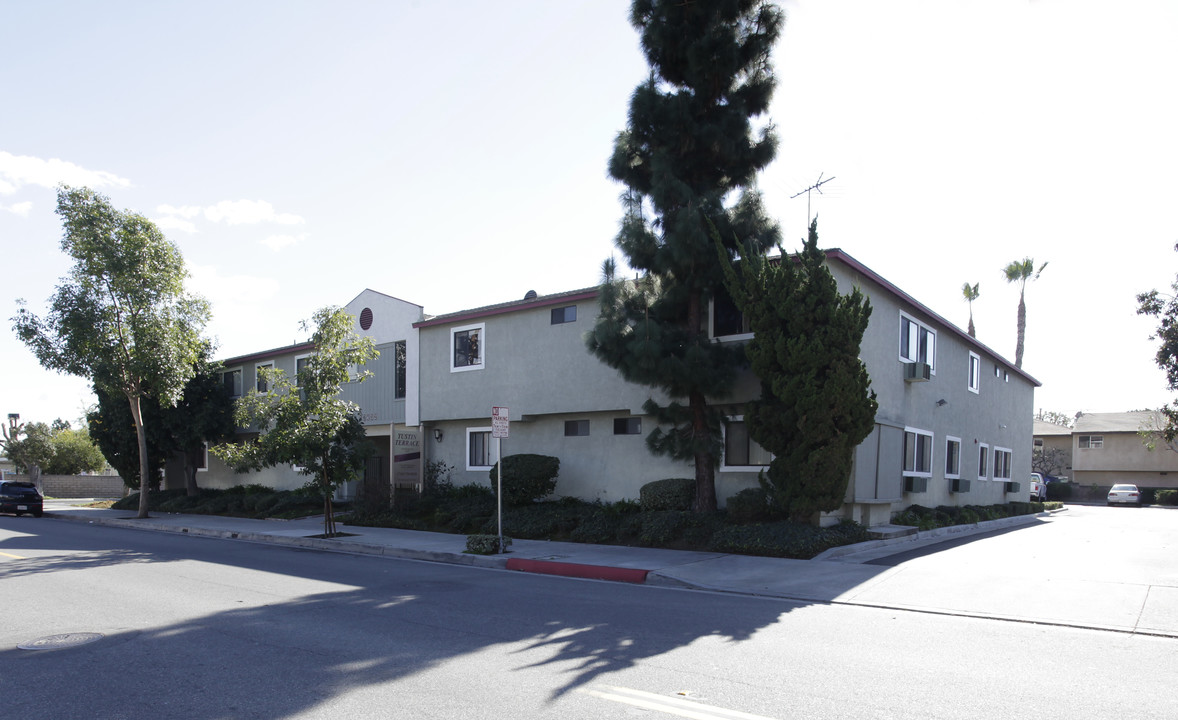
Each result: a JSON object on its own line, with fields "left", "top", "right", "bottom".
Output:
{"left": 3, "top": 473, "right": 128, "bottom": 498}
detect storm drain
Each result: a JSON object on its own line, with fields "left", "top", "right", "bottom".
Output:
{"left": 18, "top": 632, "right": 105, "bottom": 651}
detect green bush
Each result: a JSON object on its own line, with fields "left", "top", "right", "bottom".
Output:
{"left": 488, "top": 454, "right": 560, "bottom": 506}
{"left": 726, "top": 487, "right": 774, "bottom": 524}
{"left": 1046, "top": 482, "right": 1072, "bottom": 501}
{"left": 1139, "top": 487, "right": 1157, "bottom": 505}
{"left": 569, "top": 509, "right": 622, "bottom": 544}
{"left": 465, "top": 534, "right": 511, "bottom": 555}
{"left": 1155, "top": 489, "right": 1178, "bottom": 506}
{"left": 709, "top": 520, "right": 869, "bottom": 559}
{"left": 639, "top": 478, "right": 694, "bottom": 512}
{"left": 502, "top": 499, "right": 592, "bottom": 539}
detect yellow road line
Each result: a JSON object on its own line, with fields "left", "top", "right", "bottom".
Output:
{"left": 0, "top": 551, "right": 28, "bottom": 559}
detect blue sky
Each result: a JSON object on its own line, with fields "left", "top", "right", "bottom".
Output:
{"left": 2, "top": 0, "right": 1177, "bottom": 428}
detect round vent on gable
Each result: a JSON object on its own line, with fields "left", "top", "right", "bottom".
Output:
{"left": 359, "top": 307, "right": 374, "bottom": 330}
{"left": 524, "top": 290, "right": 537, "bottom": 300}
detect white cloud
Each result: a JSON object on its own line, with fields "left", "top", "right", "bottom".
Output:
{"left": 260, "top": 233, "right": 303, "bottom": 252}
{"left": 188, "top": 264, "right": 281, "bottom": 306}
{"left": 154, "top": 215, "right": 198, "bottom": 233}
{"left": 0, "top": 151, "right": 132, "bottom": 194}
{"left": 204, "top": 199, "right": 305, "bottom": 226}
{"left": 157, "top": 204, "right": 203, "bottom": 219}
{"left": 2, "top": 201, "right": 32, "bottom": 216}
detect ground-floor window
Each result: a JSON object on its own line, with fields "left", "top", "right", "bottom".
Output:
{"left": 978, "top": 442, "right": 989, "bottom": 480}
{"left": 903, "top": 427, "right": 933, "bottom": 477}
{"left": 467, "top": 427, "right": 492, "bottom": 470}
{"left": 994, "top": 447, "right": 1012, "bottom": 481}
{"left": 944, "top": 436, "right": 961, "bottom": 479}
{"left": 722, "top": 418, "right": 771, "bottom": 470}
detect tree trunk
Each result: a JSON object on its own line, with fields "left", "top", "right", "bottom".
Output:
{"left": 129, "top": 394, "right": 151, "bottom": 519}
{"left": 967, "top": 310, "right": 975, "bottom": 338}
{"left": 185, "top": 450, "right": 200, "bottom": 497}
{"left": 1015, "top": 293, "right": 1026, "bottom": 368}
{"left": 687, "top": 291, "right": 717, "bottom": 513}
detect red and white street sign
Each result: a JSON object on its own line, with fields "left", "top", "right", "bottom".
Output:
{"left": 492, "top": 406, "right": 509, "bottom": 438}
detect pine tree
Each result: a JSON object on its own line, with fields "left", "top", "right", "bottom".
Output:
{"left": 587, "top": 0, "right": 784, "bottom": 512}
{"left": 718, "top": 219, "right": 878, "bottom": 522}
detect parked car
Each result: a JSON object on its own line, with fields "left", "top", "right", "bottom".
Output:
{"left": 1029, "top": 472, "right": 1048, "bottom": 502}
{"left": 1107, "top": 484, "right": 1142, "bottom": 507}
{"left": 0, "top": 480, "right": 44, "bottom": 517}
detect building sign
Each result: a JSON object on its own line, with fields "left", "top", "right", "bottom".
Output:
{"left": 393, "top": 429, "right": 422, "bottom": 489}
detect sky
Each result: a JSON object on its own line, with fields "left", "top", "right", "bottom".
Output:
{"left": 2, "top": 0, "right": 1176, "bottom": 429}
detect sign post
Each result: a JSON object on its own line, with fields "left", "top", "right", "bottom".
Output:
{"left": 491, "top": 407, "right": 509, "bottom": 553}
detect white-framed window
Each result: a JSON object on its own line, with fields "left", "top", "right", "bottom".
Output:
{"left": 550, "top": 306, "right": 577, "bottom": 325}
{"left": 710, "top": 291, "right": 753, "bottom": 341}
{"left": 994, "top": 447, "right": 1012, "bottom": 481}
{"left": 222, "top": 367, "right": 243, "bottom": 397}
{"left": 721, "top": 416, "right": 771, "bottom": 470}
{"left": 945, "top": 436, "right": 961, "bottom": 479}
{"left": 978, "top": 442, "right": 990, "bottom": 480}
{"left": 903, "top": 427, "right": 934, "bottom": 477}
{"left": 968, "top": 352, "right": 980, "bottom": 394}
{"left": 994, "top": 363, "right": 1001, "bottom": 378}
{"left": 196, "top": 442, "right": 208, "bottom": 472}
{"left": 466, "top": 427, "right": 493, "bottom": 470}
{"left": 899, "top": 312, "right": 936, "bottom": 372}
{"left": 394, "top": 341, "right": 406, "bottom": 399}
{"left": 1078, "top": 435, "right": 1103, "bottom": 449}
{"left": 294, "top": 354, "right": 312, "bottom": 387}
{"left": 614, "top": 417, "right": 642, "bottom": 435}
{"left": 451, "top": 323, "right": 485, "bottom": 373}
{"left": 564, "top": 420, "right": 590, "bottom": 437}
{"left": 255, "top": 362, "right": 273, "bottom": 393}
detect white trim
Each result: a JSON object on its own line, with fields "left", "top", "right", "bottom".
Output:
{"left": 466, "top": 426, "right": 493, "bottom": 471}
{"left": 254, "top": 362, "right": 274, "bottom": 394}
{"left": 944, "top": 435, "right": 961, "bottom": 479}
{"left": 978, "top": 442, "right": 990, "bottom": 481}
{"left": 720, "top": 415, "right": 771, "bottom": 472}
{"left": 708, "top": 297, "right": 754, "bottom": 343}
{"left": 898, "top": 311, "right": 937, "bottom": 374}
{"left": 450, "top": 323, "right": 485, "bottom": 373}
{"left": 967, "top": 352, "right": 980, "bottom": 394}
{"left": 902, "top": 426, "right": 934, "bottom": 478}
{"left": 994, "top": 446, "right": 1013, "bottom": 481}
{"left": 197, "top": 442, "right": 209, "bottom": 472}
{"left": 222, "top": 366, "right": 243, "bottom": 398}
{"left": 293, "top": 353, "right": 313, "bottom": 387}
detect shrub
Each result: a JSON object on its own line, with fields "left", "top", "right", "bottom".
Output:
{"left": 1139, "top": 487, "right": 1157, "bottom": 505}
{"left": 726, "top": 487, "right": 774, "bottom": 524}
{"left": 709, "top": 520, "right": 869, "bottom": 559}
{"left": 465, "top": 534, "right": 511, "bottom": 555}
{"left": 502, "top": 499, "right": 591, "bottom": 539}
{"left": 1156, "top": 489, "right": 1178, "bottom": 506}
{"left": 1046, "top": 481, "right": 1072, "bottom": 501}
{"left": 569, "top": 509, "right": 622, "bottom": 544}
{"left": 639, "top": 478, "right": 694, "bottom": 512}
{"left": 488, "top": 454, "right": 559, "bottom": 506}
{"left": 423, "top": 460, "right": 455, "bottom": 498}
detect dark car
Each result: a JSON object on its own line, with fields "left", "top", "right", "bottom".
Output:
{"left": 0, "top": 481, "right": 43, "bottom": 517}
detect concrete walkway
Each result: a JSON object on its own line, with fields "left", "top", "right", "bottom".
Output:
{"left": 36, "top": 501, "right": 1177, "bottom": 639}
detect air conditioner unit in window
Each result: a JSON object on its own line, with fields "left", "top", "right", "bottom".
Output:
{"left": 904, "top": 362, "right": 931, "bottom": 382}
{"left": 951, "top": 478, "right": 971, "bottom": 493}
{"left": 1005, "top": 481, "right": 1021, "bottom": 493}
{"left": 904, "top": 476, "right": 929, "bottom": 493}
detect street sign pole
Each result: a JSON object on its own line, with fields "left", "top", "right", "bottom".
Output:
{"left": 492, "top": 407, "right": 510, "bottom": 553}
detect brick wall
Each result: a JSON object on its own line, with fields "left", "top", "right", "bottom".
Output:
{"left": 6, "top": 473, "right": 128, "bottom": 498}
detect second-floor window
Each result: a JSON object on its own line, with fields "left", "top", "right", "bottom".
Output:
{"left": 255, "top": 363, "right": 273, "bottom": 393}
{"left": 394, "top": 341, "right": 406, "bottom": 399}
{"left": 899, "top": 312, "right": 936, "bottom": 371}
{"left": 968, "top": 352, "right": 980, "bottom": 393}
{"left": 223, "top": 368, "right": 242, "bottom": 397}
{"left": 451, "top": 323, "right": 484, "bottom": 372}
{"left": 711, "top": 290, "right": 751, "bottom": 339}
{"left": 1078, "top": 435, "right": 1103, "bottom": 449}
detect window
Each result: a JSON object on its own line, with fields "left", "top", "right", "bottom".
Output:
{"left": 222, "top": 368, "right": 242, "bottom": 397}
{"left": 994, "top": 447, "right": 1012, "bottom": 481}
{"left": 466, "top": 427, "right": 492, "bottom": 470}
{"left": 711, "top": 290, "right": 752, "bottom": 339}
{"left": 945, "top": 436, "right": 961, "bottom": 479}
{"left": 564, "top": 420, "right": 590, "bottom": 436}
{"left": 968, "top": 352, "right": 980, "bottom": 394}
{"left": 978, "top": 443, "right": 989, "bottom": 480}
{"left": 1078, "top": 435, "right": 1103, "bottom": 449}
{"left": 196, "top": 442, "right": 208, "bottom": 472}
{"left": 994, "top": 363, "right": 1001, "bottom": 378}
{"left": 255, "top": 363, "right": 273, "bottom": 393}
{"left": 294, "top": 354, "right": 312, "bottom": 387}
{"left": 722, "top": 418, "right": 772, "bottom": 469}
{"left": 899, "top": 313, "right": 936, "bottom": 371}
{"left": 451, "top": 323, "right": 485, "bottom": 372}
{"left": 903, "top": 428, "right": 934, "bottom": 477}
{"left": 1034, "top": 438, "right": 1044, "bottom": 448}
{"left": 550, "top": 306, "right": 577, "bottom": 324}
{"left": 394, "top": 341, "right": 406, "bottom": 399}
{"left": 613, "top": 417, "right": 641, "bottom": 435}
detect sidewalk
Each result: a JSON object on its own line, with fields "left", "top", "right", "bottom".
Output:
{"left": 38, "top": 500, "right": 1178, "bottom": 638}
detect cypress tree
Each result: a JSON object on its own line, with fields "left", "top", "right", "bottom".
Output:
{"left": 718, "top": 219, "right": 878, "bottom": 522}
{"left": 587, "top": 0, "right": 784, "bottom": 512}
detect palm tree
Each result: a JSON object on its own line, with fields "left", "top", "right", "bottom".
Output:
{"left": 1003, "top": 258, "right": 1048, "bottom": 368}
{"left": 961, "top": 282, "right": 980, "bottom": 337}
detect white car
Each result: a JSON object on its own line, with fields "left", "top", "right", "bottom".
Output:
{"left": 1107, "top": 484, "right": 1142, "bottom": 507}
{"left": 1029, "top": 472, "right": 1047, "bottom": 502}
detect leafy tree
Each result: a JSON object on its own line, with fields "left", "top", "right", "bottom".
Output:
{"left": 2, "top": 419, "right": 106, "bottom": 475}
{"left": 961, "top": 282, "right": 980, "bottom": 338}
{"left": 587, "top": 0, "right": 784, "bottom": 512}
{"left": 1136, "top": 248, "right": 1178, "bottom": 442}
{"left": 213, "top": 307, "right": 377, "bottom": 537}
{"left": 88, "top": 345, "right": 235, "bottom": 495}
{"left": 1034, "top": 409, "right": 1074, "bottom": 428}
{"left": 12, "top": 186, "right": 210, "bottom": 518}
{"left": 1002, "top": 258, "right": 1047, "bottom": 368}
{"left": 718, "top": 218, "right": 878, "bottom": 522}
{"left": 3, "top": 422, "right": 56, "bottom": 474}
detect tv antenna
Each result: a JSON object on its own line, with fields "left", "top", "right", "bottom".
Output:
{"left": 790, "top": 172, "right": 836, "bottom": 227}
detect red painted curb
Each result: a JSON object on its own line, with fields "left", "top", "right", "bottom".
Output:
{"left": 505, "top": 558, "right": 649, "bottom": 584}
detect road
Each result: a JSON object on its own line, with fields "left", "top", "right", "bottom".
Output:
{"left": 1, "top": 508, "right": 1175, "bottom": 720}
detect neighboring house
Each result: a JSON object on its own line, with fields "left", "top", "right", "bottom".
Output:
{"left": 414, "top": 249, "right": 1039, "bottom": 526}
{"left": 169, "top": 290, "right": 424, "bottom": 499}
{"left": 1032, "top": 419, "right": 1072, "bottom": 479}
{"left": 1069, "top": 411, "right": 1178, "bottom": 488}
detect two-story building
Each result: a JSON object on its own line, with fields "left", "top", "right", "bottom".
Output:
{"left": 1068, "top": 411, "right": 1178, "bottom": 488}
{"left": 413, "top": 249, "right": 1039, "bottom": 525}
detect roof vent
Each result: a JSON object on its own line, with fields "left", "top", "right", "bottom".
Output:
{"left": 523, "top": 290, "right": 537, "bottom": 300}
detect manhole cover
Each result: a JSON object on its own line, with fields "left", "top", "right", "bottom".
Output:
{"left": 18, "top": 632, "right": 105, "bottom": 651}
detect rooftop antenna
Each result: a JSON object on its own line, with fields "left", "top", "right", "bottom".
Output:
{"left": 790, "top": 172, "right": 836, "bottom": 230}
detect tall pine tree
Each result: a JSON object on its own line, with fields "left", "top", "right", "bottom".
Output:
{"left": 588, "top": 0, "right": 784, "bottom": 512}
{"left": 718, "top": 219, "right": 878, "bottom": 522}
